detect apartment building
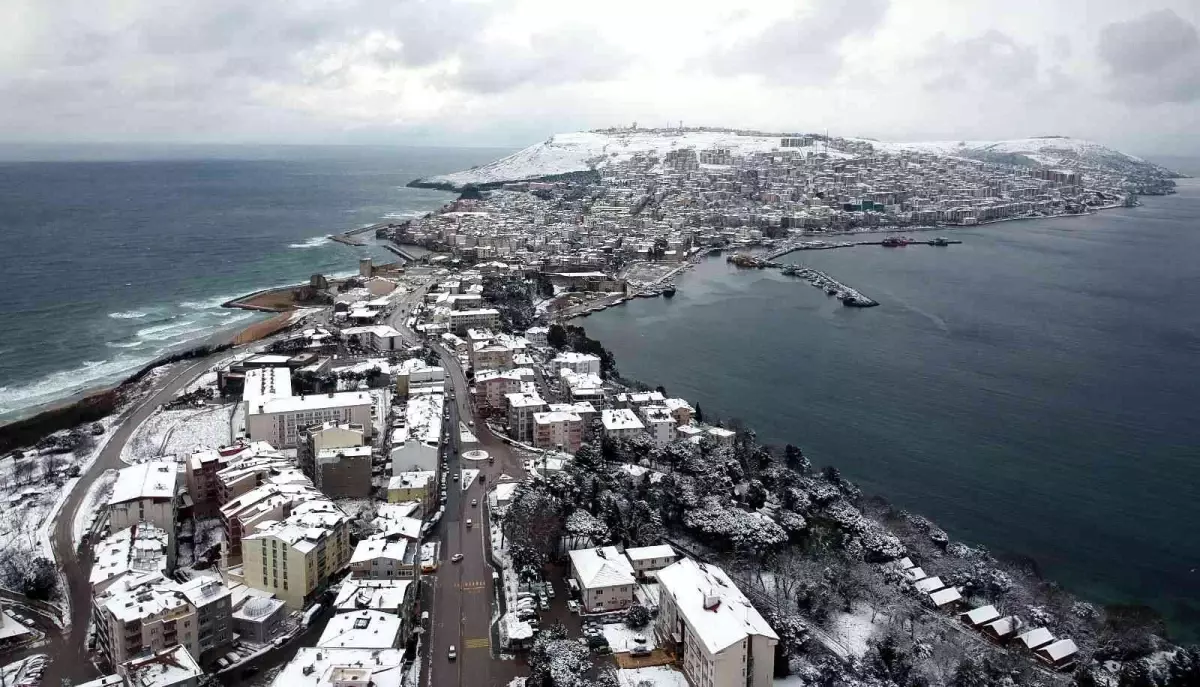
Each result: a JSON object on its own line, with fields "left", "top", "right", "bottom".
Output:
{"left": 246, "top": 391, "right": 373, "bottom": 449}
{"left": 389, "top": 391, "right": 442, "bottom": 476}
{"left": 552, "top": 352, "right": 602, "bottom": 376}
{"left": 349, "top": 539, "right": 416, "bottom": 580}
{"left": 656, "top": 559, "right": 778, "bottom": 687}
{"left": 89, "top": 522, "right": 170, "bottom": 596}
{"left": 448, "top": 308, "right": 500, "bottom": 335}
{"left": 532, "top": 410, "right": 584, "bottom": 453}
{"left": 505, "top": 392, "right": 547, "bottom": 444}
{"left": 568, "top": 546, "right": 636, "bottom": 613}
{"left": 220, "top": 482, "right": 323, "bottom": 562}
{"left": 241, "top": 501, "right": 352, "bottom": 609}
{"left": 93, "top": 576, "right": 199, "bottom": 669}
{"left": 473, "top": 369, "right": 527, "bottom": 413}
{"left": 624, "top": 544, "right": 679, "bottom": 579}
{"left": 639, "top": 405, "right": 678, "bottom": 446}
{"left": 387, "top": 471, "right": 435, "bottom": 506}
{"left": 108, "top": 462, "right": 178, "bottom": 567}
{"left": 298, "top": 422, "right": 365, "bottom": 481}
{"left": 601, "top": 409, "right": 644, "bottom": 441}
{"left": 177, "top": 578, "right": 233, "bottom": 663}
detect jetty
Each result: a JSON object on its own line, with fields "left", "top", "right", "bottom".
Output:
{"left": 328, "top": 222, "right": 392, "bottom": 247}
{"left": 383, "top": 243, "right": 426, "bottom": 262}
{"left": 779, "top": 264, "right": 878, "bottom": 307}
{"left": 766, "top": 236, "right": 961, "bottom": 260}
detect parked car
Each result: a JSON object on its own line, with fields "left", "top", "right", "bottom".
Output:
{"left": 537, "top": 595, "right": 549, "bottom": 611}
{"left": 544, "top": 581, "right": 555, "bottom": 598}
{"left": 630, "top": 646, "right": 651, "bottom": 658}
{"left": 567, "top": 600, "right": 581, "bottom": 614}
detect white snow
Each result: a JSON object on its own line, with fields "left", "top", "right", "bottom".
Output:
{"left": 603, "top": 624, "right": 657, "bottom": 653}
{"left": 616, "top": 666, "right": 689, "bottom": 687}
{"left": 461, "top": 468, "right": 479, "bottom": 491}
{"left": 858, "top": 136, "right": 1146, "bottom": 166}
{"left": 121, "top": 405, "right": 233, "bottom": 465}
{"left": 419, "top": 130, "right": 849, "bottom": 188}
{"left": 73, "top": 468, "right": 117, "bottom": 547}
{"left": 827, "top": 603, "right": 884, "bottom": 658}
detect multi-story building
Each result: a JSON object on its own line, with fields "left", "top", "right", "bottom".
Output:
{"left": 116, "top": 644, "right": 204, "bottom": 687}
{"left": 387, "top": 471, "right": 435, "bottom": 506}
{"left": 568, "top": 546, "right": 636, "bottom": 613}
{"left": 601, "top": 409, "right": 644, "bottom": 441}
{"left": 270, "top": 647, "right": 406, "bottom": 687}
{"left": 448, "top": 308, "right": 500, "bottom": 335}
{"left": 473, "top": 369, "right": 528, "bottom": 413}
{"left": 389, "top": 391, "right": 443, "bottom": 476}
{"left": 552, "top": 352, "right": 602, "bottom": 376}
{"left": 392, "top": 359, "right": 445, "bottom": 397}
{"left": 241, "top": 501, "right": 352, "bottom": 609}
{"left": 108, "top": 462, "right": 178, "bottom": 565}
{"left": 624, "top": 544, "right": 679, "bottom": 579}
{"left": 663, "top": 398, "right": 695, "bottom": 427}
{"left": 349, "top": 539, "right": 416, "bottom": 580}
{"left": 93, "top": 576, "right": 199, "bottom": 669}
{"left": 639, "top": 405, "right": 678, "bottom": 446}
{"left": 246, "top": 391, "right": 374, "bottom": 449}
{"left": 298, "top": 422, "right": 365, "bottom": 481}
{"left": 532, "top": 410, "right": 583, "bottom": 453}
{"left": 505, "top": 392, "right": 547, "bottom": 444}
{"left": 656, "top": 558, "right": 778, "bottom": 687}
{"left": 177, "top": 578, "right": 233, "bottom": 664}
{"left": 220, "top": 482, "right": 323, "bottom": 563}
{"left": 90, "top": 522, "right": 171, "bottom": 596}
{"left": 313, "top": 445, "right": 373, "bottom": 499}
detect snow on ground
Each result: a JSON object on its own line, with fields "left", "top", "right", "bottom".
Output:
{"left": 603, "top": 623, "right": 657, "bottom": 653}
{"left": 122, "top": 405, "right": 232, "bottom": 464}
{"left": 420, "top": 130, "right": 850, "bottom": 188}
{"left": 72, "top": 469, "right": 117, "bottom": 547}
{"left": 827, "top": 603, "right": 885, "bottom": 658}
{"left": 182, "top": 370, "right": 218, "bottom": 395}
{"left": 461, "top": 468, "right": 479, "bottom": 491}
{"left": 616, "top": 666, "right": 688, "bottom": 687}
{"left": 0, "top": 654, "right": 47, "bottom": 685}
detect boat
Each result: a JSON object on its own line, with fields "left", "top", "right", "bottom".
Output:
{"left": 662, "top": 284, "right": 676, "bottom": 297}
{"left": 932, "top": 237, "right": 950, "bottom": 246}
{"left": 881, "top": 236, "right": 909, "bottom": 247}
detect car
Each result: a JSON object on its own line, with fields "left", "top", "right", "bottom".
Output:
{"left": 567, "top": 600, "right": 581, "bottom": 614}
{"left": 448, "top": 645, "right": 457, "bottom": 661}
{"left": 630, "top": 646, "right": 652, "bottom": 658}
{"left": 471, "top": 499, "right": 477, "bottom": 507}
{"left": 633, "top": 634, "right": 647, "bottom": 644}
{"left": 466, "top": 518, "right": 473, "bottom": 527}
{"left": 468, "top": 419, "right": 475, "bottom": 427}
{"left": 544, "top": 581, "right": 555, "bottom": 598}
{"left": 537, "top": 595, "right": 549, "bottom": 611}
{"left": 452, "top": 473, "right": 459, "bottom": 482}
{"left": 451, "top": 553, "right": 464, "bottom": 563}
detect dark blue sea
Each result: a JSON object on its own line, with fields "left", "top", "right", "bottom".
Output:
{"left": 0, "top": 145, "right": 501, "bottom": 420}
{"left": 584, "top": 177, "right": 1200, "bottom": 640}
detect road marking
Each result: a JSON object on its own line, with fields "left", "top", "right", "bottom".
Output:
{"left": 464, "top": 637, "right": 491, "bottom": 649}
{"left": 456, "top": 581, "right": 486, "bottom": 591}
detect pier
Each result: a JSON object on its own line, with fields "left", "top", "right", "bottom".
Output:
{"left": 328, "top": 222, "right": 393, "bottom": 247}
{"left": 779, "top": 264, "right": 878, "bottom": 307}
{"left": 384, "top": 243, "right": 425, "bottom": 262}
{"left": 766, "top": 236, "right": 961, "bottom": 260}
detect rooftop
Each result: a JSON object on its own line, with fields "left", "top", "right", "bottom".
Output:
{"left": 333, "top": 578, "right": 414, "bottom": 615}
{"left": 109, "top": 462, "right": 178, "bottom": 505}
{"left": 625, "top": 544, "right": 677, "bottom": 562}
{"left": 90, "top": 522, "right": 170, "bottom": 592}
{"left": 317, "top": 609, "right": 403, "bottom": 650}
{"left": 120, "top": 644, "right": 203, "bottom": 687}
{"left": 251, "top": 391, "right": 373, "bottom": 415}
{"left": 602, "top": 409, "right": 644, "bottom": 432}
{"left": 270, "top": 647, "right": 406, "bottom": 687}
{"left": 657, "top": 558, "right": 778, "bottom": 655}
{"left": 569, "top": 546, "right": 636, "bottom": 589}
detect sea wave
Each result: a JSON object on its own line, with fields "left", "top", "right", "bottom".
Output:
{"left": 106, "top": 340, "right": 146, "bottom": 349}
{"left": 108, "top": 310, "right": 149, "bottom": 319}
{"left": 179, "top": 295, "right": 235, "bottom": 310}
{"left": 382, "top": 210, "right": 427, "bottom": 220}
{"left": 289, "top": 236, "right": 329, "bottom": 249}
{"left": 0, "top": 354, "right": 158, "bottom": 416}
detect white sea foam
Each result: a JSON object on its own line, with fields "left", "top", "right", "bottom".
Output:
{"left": 382, "top": 210, "right": 427, "bottom": 220}
{"left": 288, "top": 236, "right": 329, "bottom": 249}
{"left": 179, "top": 295, "right": 234, "bottom": 310}
{"left": 106, "top": 340, "right": 146, "bottom": 349}
{"left": 0, "top": 354, "right": 158, "bottom": 416}
{"left": 108, "top": 310, "right": 149, "bottom": 319}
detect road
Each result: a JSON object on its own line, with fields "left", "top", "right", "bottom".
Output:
{"left": 386, "top": 283, "right": 528, "bottom": 686}
{"left": 40, "top": 351, "right": 238, "bottom": 686}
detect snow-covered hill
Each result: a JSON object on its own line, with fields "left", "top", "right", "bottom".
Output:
{"left": 411, "top": 129, "right": 1175, "bottom": 190}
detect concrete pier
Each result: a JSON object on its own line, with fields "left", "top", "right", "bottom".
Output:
{"left": 780, "top": 264, "right": 878, "bottom": 307}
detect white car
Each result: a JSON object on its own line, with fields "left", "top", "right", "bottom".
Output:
{"left": 448, "top": 645, "right": 457, "bottom": 661}
{"left": 471, "top": 499, "right": 477, "bottom": 507}
{"left": 451, "top": 553, "right": 464, "bottom": 563}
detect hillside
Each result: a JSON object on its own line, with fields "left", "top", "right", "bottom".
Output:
{"left": 410, "top": 129, "right": 1181, "bottom": 191}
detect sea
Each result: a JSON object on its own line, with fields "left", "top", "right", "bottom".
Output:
{"left": 583, "top": 174, "right": 1200, "bottom": 640}
{"left": 0, "top": 144, "right": 503, "bottom": 421}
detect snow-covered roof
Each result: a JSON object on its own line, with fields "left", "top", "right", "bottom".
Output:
{"left": 369, "top": 514, "right": 423, "bottom": 541}
{"left": 506, "top": 392, "right": 546, "bottom": 409}
{"left": 350, "top": 539, "right": 408, "bottom": 564}
{"left": 270, "top": 647, "right": 405, "bottom": 687}
{"left": 657, "top": 558, "right": 778, "bottom": 655}
{"left": 96, "top": 576, "right": 191, "bottom": 623}
{"left": 625, "top": 545, "right": 677, "bottom": 562}
{"left": 252, "top": 391, "right": 372, "bottom": 415}
{"left": 1037, "top": 638, "right": 1078, "bottom": 661}
{"left": 928, "top": 587, "right": 962, "bottom": 607}
{"left": 119, "top": 644, "right": 203, "bottom": 687}
{"left": 333, "top": 578, "right": 414, "bottom": 615}
{"left": 243, "top": 366, "right": 293, "bottom": 407}
{"left": 315, "top": 445, "right": 372, "bottom": 465}
{"left": 317, "top": 609, "right": 402, "bottom": 650}
{"left": 1016, "top": 627, "right": 1055, "bottom": 650}
{"left": 984, "top": 616, "right": 1023, "bottom": 637}
{"left": 570, "top": 546, "right": 635, "bottom": 589}
{"left": 109, "top": 461, "right": 177, "bottom": 505}
{"left": 388, "top": 471, "right": 435, "bottom": 491}
{"left": 340, "top": 325, "right": 402, "bottom": 338}
{"left": 961, "top": 605, "right": 1000, "bottom": 626}
{"left": 90, "top": 522, "right": 170, "bottom": 592}
{"left": 602, "top": 409, "right": 644, "bottom": 432}
{"left": 0, "top": 609, "right": 32, "bottom": 640}
{"left": 912, "top": 576, "right": 945, "bottom": 593}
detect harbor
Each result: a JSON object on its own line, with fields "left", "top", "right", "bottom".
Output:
{"left": 766, "top": 236, "right": 961, "bottom": 260}
{"left": 779, "top": 264, "right": 878, "bottom": 307}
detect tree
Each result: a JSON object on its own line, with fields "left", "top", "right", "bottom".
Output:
{"left": 547, "top": 324, "right": 568, "bottom": 350}
{"left": 784, "top": 444, "right": 811, "bottom": 475}
{"left": 625, "top": 603, "right": 650, "bottom": 629}
{"left": 1117, "top": 658, "right": 1161, "bottom": 687}
{"left": 694, "top": 403, "right": 704, "bottom": 423}
{"left": 1166, "top": 646, "right": 1200, "bottom": 687}
{"left": 24, "top": 557, "right": 59, "bottom": 600}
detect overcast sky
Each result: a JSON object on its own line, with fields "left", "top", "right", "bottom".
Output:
{"left": 3, "top": 0, "right": 1199, "bottom": 155}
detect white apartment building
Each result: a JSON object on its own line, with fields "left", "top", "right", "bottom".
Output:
{"left": 108, "top": 462, "right": 178, "bottom": 565}
{"left": 568, "top": 546, "right": 636, "bottom": 613}
{"left": 392, "top": 359, "right": 444, "bottom": 397}
{"left": 624, "top": 544, "right": 679, "bottom": 579}
{"left": 601, "top": 409, "right": 644, "bottom": 441}
{"left": 532, "top": 410, "right": 583, "bottom": 453}
{"left": 473, "top": 369, "right": 528, "bottom": 412}
{"left": 246, "top": 391, "right": 374, "bottom": 449}
{"left": 317, "top": 609, "right": 402, "bottom": 650}
{"left": 506, "top": 392, "right": 547, "bottom": 444}
{"left": 639, "top": 405, "right": 678, "bottom": 446}
{"left": 349, "top": 539, "right": 415, "bottom": 580}
{"left": 525, "top": 326, "right": 549, "bottom": 346}
{"left": 448, "top": 308, "right": 500, "bottom": 335}
{"left": 390, "top": 390, "right": 443, "bottom": 476}
{"left": 552, "top": 352, "right": 602, "bottom": 376}
{"left": 270, "top": 647, "right": 406, "bottom": 687}
{"left": 663, "top": 398, "right": 695, "bottom": 426}
{"left": 656, "top": 559, "right": 778, "bottom": 687}
{"left": 340, "top": 325, "right": 403, "bottom": 351}
{"left": 89, "top": 522, "right": 171, "bottom": 596}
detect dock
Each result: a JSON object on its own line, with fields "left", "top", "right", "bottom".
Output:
{"left": 328, "top": 222, "right": 393, "bottom": 247}
{"left": 766, "top": 236, "right": 961, "bottom": 260}
{"left": 779, "top": 264, "right": 878, "bottom": 307}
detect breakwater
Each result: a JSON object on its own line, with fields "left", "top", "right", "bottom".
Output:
{"left": 780, "top": 264, "right": 878, "bottom": 307}
{"left": 767, "top": 236, "right": 961, "bottom": 260}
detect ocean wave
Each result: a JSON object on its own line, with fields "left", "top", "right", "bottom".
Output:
{"left": 0, "top": 354, "right": 158, "bottom": 417}
{"left": 108, "top": 310, "right": 150, "bottom": 319}
{"left": 288, "top": 236, "right": 329, "bottom": 249}
{"left": 179, "top": 295, "right": 234, "bottom": 310}
{"left": 382, "top": 210, "right": 427, "bottom": 220}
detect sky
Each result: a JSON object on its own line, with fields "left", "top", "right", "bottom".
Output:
{"left": 2, "top": 0, "right": 1199, "bottom": 157}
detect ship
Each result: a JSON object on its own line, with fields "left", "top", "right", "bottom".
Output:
{"left": 932, "top": 237, "right": 950, "bottom": 246}
{"left": 881, "top": 236, "right": 911, "bottom": 247}
{"left": 662, "top": 284, "right": 677, "bottom": 297}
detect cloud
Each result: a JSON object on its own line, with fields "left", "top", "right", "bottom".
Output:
{"left": 1097, "top": 8, "right": 1200, "bottom": 104}
{"left": 918, "top": 31, "right": 1040, "bottom": 92}
{"left": 453, "top": 28, "right": 630, "bottom": 93}
{"left": 704, "top": 0, "right": 890, "bottom": 82}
